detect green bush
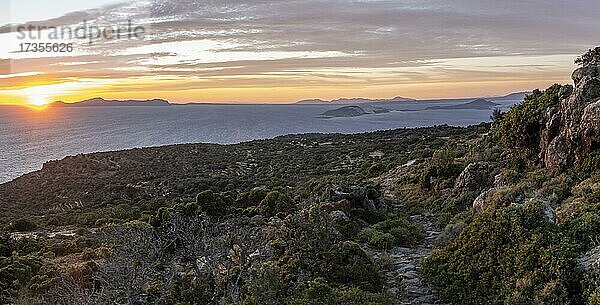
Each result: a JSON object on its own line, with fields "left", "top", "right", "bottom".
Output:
{"left": 357, "top": 228, "right": 394, "bottom": 250}
{"left": 293, "top": 278, "right": 396, "bottom": 305}
{"left": 423, "top": 202, "right": 582, "bottom": 305}
{"left": 358, "top": 215, "right": 425, "bottom": 249}
{"left": 431, "top": 146, "right": 457, "bottom": 177}
{"left": 111, "top": 204, "right": 141, "bottom": 220}
{"left": 236, "top": 187, "right": 269, "bottom": 208}
{"left": 494, "top": 84, "right": 561, "bottom": 155}
{"left": 578, "top": 150, "right": 600, "bottom": 178}
{"left": 196, "top": 190, "right": 227, "bottom": 217}
{"left": 367, "top": 163, "right": 386, "bottom": 177}
{"left": 9, "top": 218, "right": 37, "bottom": 232}
{"left": 149, "top": 206, "right": 171, "bottom": 227}
{"left": 325, "top": 241, "right": 383, "bottom": 292}
{"left": 258, "top": 191, "right": 294, "bottom": 217}
{"left": 293, "top": 278, "right": 336, "bottom": 305}
{"left": 566, "top": 211, "right": 600, "bottom": 251}
{"left": 377, "top": 216, "right": 425, "bottom": 246}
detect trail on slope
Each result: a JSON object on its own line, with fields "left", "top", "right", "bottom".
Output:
{"left": 373, "top": 215, "right": 447, "bottom": 305}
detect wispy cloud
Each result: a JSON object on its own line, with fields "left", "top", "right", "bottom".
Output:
{"left": 1, "top": 0, "right": 597, "bottom": 103}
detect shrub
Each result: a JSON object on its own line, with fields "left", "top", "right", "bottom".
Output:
{"left": 357, "top": 228, "right": 394, "bottom": 250}
{"left": 196, "top": 190, "right": 227, "bottom": 217}
{"left": 358, "top": 215, "right": 425, "bottom": 249}
{"left": 334, "top": 287, "right": 396, "bottom": 304}
{"left": 149, "top": 207, "right": 171, "bottom": 227}
{"left": 293, "top": 279, "right": 396, "bottom": 305}
{"left": 367, "top": 163, "right": 386, "bottom": 177}
{"left": 566, "top": 211, "right": 600, "bottom": 251}
{"left": 495, "top": 84, "right": 562, "bottom": 155}
{"left": 9, "top": 218, "right": 37, "bottom": 232}
{"left": 293, "top": 278, "right": 336, "bottom": 305}
{"left": 243, "top": 261, "right": 291, "bottom": 305}
{"left": 431, "top": 147, "right": 456, "bottom": 177}
{"left": 236, "top": 187, "right": 268, "bottom": 208}
{"left": 379, "top": 216, "right": 425, "bottom": 247}
{"left": 575, "top": 47, "right": 600, "bottom": 66}
{"left": 422, "top": 202, "right": 582, "bottom": 305}
{"left": 258, "top": 191, "right": 293, "bottom": 217}
{"left": 111, "top": 204, "right": 141, "bottom": 220}
{"left": 325, "top": 241, "right": 383, "bottom": 292}
{"left": 577, "top": 150, "right": 600, "bottom": 178}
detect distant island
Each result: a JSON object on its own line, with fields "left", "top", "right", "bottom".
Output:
{"left": 34, "top": 92, "right": 531, "bottom": 108}
{"left": 320, "top": 105, "right": 391, "bottom": 118}
{"left": 297, "top": 96, "right": 417, "bottom": 104}
{"left": 320, "top": 98, "right": 501, "bottom": 118}
{"left": 426, "top": 98, "right": 499, "bottom": 110}
{"left": 297, "top": 92, "right": 530, "bottom": 105}
{"left": 50, "top": 97, "right": 171, "bottom": 107}
{"left": 488, "top": 92, "right": 531, "bottom": 101}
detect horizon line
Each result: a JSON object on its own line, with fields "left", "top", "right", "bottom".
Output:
{"left": 0, "top": 90, "right": 533, "bottom": 107}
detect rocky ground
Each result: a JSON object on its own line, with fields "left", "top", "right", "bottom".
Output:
{"left": 372, "top": 214, "right": 446, "bottom": 305}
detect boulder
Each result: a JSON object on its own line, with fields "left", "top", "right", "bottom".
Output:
{"left": 329, "top": 210, "right": 350, "bottom": 222}
{"left": 472, "top": 188, "right": 499, "bottom": 212}
{"left": 453, "top": 162, "right": 497, "bottom": 196}
{"left": 542, "top": 62, "right": 600, "bottom": 168}
{"left": 578, "top": 246, "right": 600, "bottom": 275}
{"left": 249, "top": 215, "right": 265, "bottom": 226}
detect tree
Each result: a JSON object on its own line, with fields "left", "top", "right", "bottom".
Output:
{"left": 575, "top": 47, "right": 600, "bottom": 66}
{"left": 490, "top": 108, "right": 504, "bottom": 124}
{"left": 431, "top": 146, "right": 456, "bottom": 177}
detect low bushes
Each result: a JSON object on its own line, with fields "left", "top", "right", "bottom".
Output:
{"left": 422, "top": 202, "right": 582, "bottom": 305}
{"left": 357, "top": 215, "right": 425, "bottom": 249}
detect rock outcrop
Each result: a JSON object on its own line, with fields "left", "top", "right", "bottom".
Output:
{"left": 542, "top": 59, "right": 600, "bottom": 168}
{"left": 452, "top": 162, "right": 498, "bottom": 196}
{"left": 578, "top": 246, "right": 600, "bottom": 275}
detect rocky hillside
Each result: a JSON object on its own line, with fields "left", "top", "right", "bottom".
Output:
{"left": 420, "top": 49, "right": 600, "bottom": 305}
{"left": 542, "top": 49, "right": 600, "bottom": 168}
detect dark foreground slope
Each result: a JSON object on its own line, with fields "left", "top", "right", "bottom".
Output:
{"left": 0, "top": 126, "right": 479, "bottom": 229}
{"left": 0, "top": 124, "right": 485, "bottom": 304}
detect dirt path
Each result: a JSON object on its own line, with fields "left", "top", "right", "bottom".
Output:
{"left": 374, "top": 215, "right": 447, "bottom": 305}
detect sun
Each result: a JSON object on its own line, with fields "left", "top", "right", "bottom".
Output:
{"left": 28, "top": 94, "right": 50, "bottom": 106}
{"left": 19, "top": 85, "right": 53, "bottom": 106}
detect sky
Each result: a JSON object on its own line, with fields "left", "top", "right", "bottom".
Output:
{"left": 0, "top": 0, "right": 598, "bottom": 105}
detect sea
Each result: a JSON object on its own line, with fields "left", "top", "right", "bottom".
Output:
{"left": 0, "top": 99, "right": 520, "bottom": 184}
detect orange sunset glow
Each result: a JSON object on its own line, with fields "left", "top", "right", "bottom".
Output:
{"left": 0, "top": 1, "right": 595, "bottom": 105}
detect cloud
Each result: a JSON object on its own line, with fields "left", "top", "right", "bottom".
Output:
{"left": 1, "top": 0, "right": 598, "bottom": 102}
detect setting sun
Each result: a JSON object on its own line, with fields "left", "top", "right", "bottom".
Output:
{"left": 27, "top": 94, "right": 50, "bottom": 106}
{"left": 18, "top": 85, "right": 53, "bottom": 106}
{"left": 2, "top": 81, "right": 102, "bottom": 107}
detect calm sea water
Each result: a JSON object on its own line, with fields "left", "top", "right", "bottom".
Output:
{"left": 0, "top": 100, "right": 518, "bottom": 183}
